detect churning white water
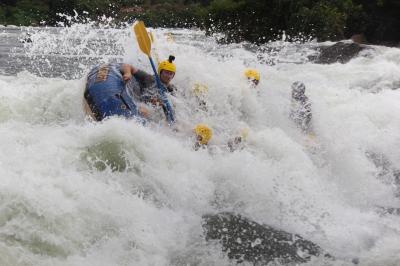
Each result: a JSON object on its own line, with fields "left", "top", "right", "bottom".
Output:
{"left": 1, "top": 23, "right": 400, "bottom": 266}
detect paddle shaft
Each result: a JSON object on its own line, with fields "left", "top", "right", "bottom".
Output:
{"left": 133, "top": 21, "right": 175, "bottom": 124}
{"left": 148, "top": 57, "right": 175, "bottom": 124}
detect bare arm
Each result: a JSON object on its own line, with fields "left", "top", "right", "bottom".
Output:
{"left": 121, "top": 64, "right": 138, "bottom": 81}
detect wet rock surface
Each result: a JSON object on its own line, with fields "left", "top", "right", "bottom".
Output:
{"left": 312, "top": 42, "right": 368, "bottom": 64}
{"left": 366, "top": 151, "right": 400, "bottom": 218}
{"left": 366, "top": 151, "right": 400, "bottom": 192}
{"left": 202, "top": 212, "right": 331, "bottom": 265}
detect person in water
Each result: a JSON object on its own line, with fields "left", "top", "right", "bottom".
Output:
{"left": 84, "top": 57, "right": 216, "bottom": 147}
{"left": 192, "top": 83, "right": 209, "bottom": 112}
{"left": 289, "top": 81, "right": 312, "bottom": 133}
{"left": 193, "top": 123, "right": 213, "bottom": 151}
{"left": 189, "top": 68, "right": 261, "bottom": 115}
{"left": 244, "top": 68, "right": 260, "bottom": 87}
{"left": 124, "top": 55, "right": 177, "bottom": 104}
{"left": 193, "top": 124, "right": 250, "bottom": 153}
{"left": 83, "top": 55, "right": 177, "bottom": 122}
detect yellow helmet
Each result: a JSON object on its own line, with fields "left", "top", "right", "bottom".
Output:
{"left": 194, "top": 124, "right": 213, "bottom": 145}
{"left": 241, "top": 127, "right": 250, "bottom": 141}
{"left": 244, "top": 68, "right": 260, "bottom": 82}
{"left": 193, "top": 83, "right": 209, "bottom": 96}
{"left": 158, "top": 55, "right": 176, "bottom": 74}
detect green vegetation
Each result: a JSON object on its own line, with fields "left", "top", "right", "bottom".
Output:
{"left": 0, "top": 0, "right": 49, "bottom": 25}
{"left": 1, "top": 0, "right": 399, "bottom": 45}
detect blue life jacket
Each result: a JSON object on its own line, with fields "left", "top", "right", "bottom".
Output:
{"left": 84, "top": 63, "right": 144, "bottom": 122}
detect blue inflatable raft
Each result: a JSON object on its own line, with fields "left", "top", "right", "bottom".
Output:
{"left": 83, "top": 63, "right": 143, "bottom": 122}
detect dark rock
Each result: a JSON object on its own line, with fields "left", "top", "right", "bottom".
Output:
{"left": 366, "top": 151, "right": 400, "bottom": 192}
{"left": 313, "top": 42, "right": 368, "bottom": 64}
{"left": 366, "top": 151, "right": 400, "bottom": 216}
{"left": 20, "top": 36, "right": 32, "bottom": 43}
{"left": 202, "top": 212, "right": 332, "bottom": 265}
{"left": 377, "top": 206, "right": 400, "bottom": 216}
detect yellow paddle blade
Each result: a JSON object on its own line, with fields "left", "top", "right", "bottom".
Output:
{"left": 149, "top": 31, "right": 155, "bottom": 43}
{"left": 133, "top": 21, "right": 151, "bottom": 56}
{"left": 149, "top": 31, "right": 161, "bottom": 65}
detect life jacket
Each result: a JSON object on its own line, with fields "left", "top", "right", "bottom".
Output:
{"left": 84, "top": 63, "right": 143, "bottom": 122}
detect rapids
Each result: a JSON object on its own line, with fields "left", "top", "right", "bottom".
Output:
{"left": 1, "top": 23, "right": 400, "bottom": 265}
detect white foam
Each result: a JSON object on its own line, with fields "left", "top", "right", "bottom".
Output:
{"left": 1, "top": 25, "right": 400, "bottom": 265}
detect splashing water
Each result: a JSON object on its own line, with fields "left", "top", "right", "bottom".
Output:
{"left": 1, "top": 22, "right": 400, "bottom": 266}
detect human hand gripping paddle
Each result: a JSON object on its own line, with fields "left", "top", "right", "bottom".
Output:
{"left": 133, "top": 21, "right": 175, "bottom": 124}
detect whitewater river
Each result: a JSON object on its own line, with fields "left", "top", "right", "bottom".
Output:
{"left": 1, "top": 24, "right": 400, "bottom": 265}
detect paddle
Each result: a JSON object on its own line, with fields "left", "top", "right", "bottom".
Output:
{"left": 148, "top": 31, "right": 160, "bottom": 65}
{"left": 133, "top": 21, "right": 175, "bottom": 124}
